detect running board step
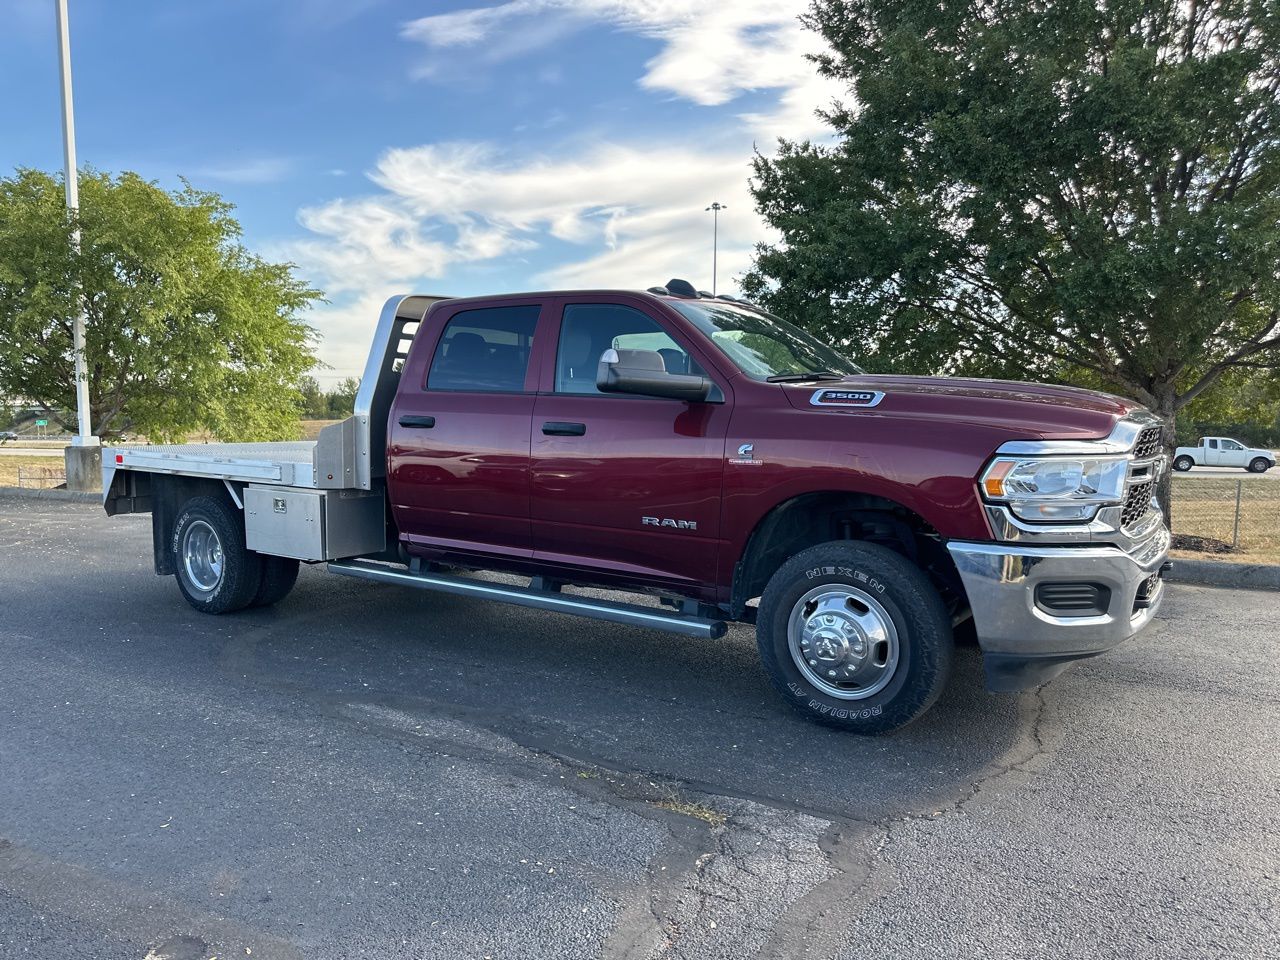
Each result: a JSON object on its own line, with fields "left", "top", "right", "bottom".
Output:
{"left": 327, "top": 559, "right": 728, "bottom": 639}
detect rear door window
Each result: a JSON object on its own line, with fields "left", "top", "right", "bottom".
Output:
{"left": 427, "top": 305, "right": 541, "bottom": 393}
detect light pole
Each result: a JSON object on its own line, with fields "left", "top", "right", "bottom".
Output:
{"left": 56, "top": 0, "right": 97, "bottom": 449}
{"left": 705, "top": 201, "right": 725, "bottom": 296}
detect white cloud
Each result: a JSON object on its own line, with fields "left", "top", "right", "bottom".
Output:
{"left": 294, "top": 0, "right": 843, "bottom": 374}
{"left": 401, "top": 1, "right": 828, "bottom": 109}
{"left": 289, "top": 139, "right": 753, "bottom": 290}
{"left": 194, "top": 157, "right": 294, "bottom": 184}
{"left": 302, "top": 291, "right": 404, "bottom": 388}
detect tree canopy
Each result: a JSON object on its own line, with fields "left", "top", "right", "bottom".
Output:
{"left": 746, "top": 0, "right": 1280, "bottom": 434}
{"left": 0, "top": 169, "right": 321, "bottom": 441}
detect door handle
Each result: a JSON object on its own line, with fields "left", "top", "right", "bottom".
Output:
{"left": 542, "top": 421, "right": 586, "bottom": 436}
{"left": 398, "top": 415, "right": 436, "bottom": 428}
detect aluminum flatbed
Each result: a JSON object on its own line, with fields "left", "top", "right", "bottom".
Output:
{"left": 107, "top": 441, "right": 321, "bottom": 487}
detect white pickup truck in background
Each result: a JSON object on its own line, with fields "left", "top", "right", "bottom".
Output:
{"left": 1173, "top": 437, "right": 1276, "bottom": 473}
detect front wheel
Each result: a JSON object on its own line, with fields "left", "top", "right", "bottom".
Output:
{"left": 755, "top": 541, "right": 953, "bottom": 734}
{"left": 1248, "top": 458, "right": 1271, "bottom": 473}
{"left": 1173, "top": 456, "right": 1194, "bottom": 472}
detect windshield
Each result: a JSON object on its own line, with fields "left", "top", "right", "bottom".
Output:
{"left": 668, "top": 300, "right": 863, "bottom": 381}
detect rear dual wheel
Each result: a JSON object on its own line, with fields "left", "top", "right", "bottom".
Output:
{"left": 172, "top": 496, "right": 299, "bottom": 613}
{"left": 755, "top": 541, "right": 953, "bottom": 734}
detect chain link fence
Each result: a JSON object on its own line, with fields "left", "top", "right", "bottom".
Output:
{"left": 1171, "top": 477, "right": 1280, "bottom": 563}
{"left": 16, "top": 465, "right": 67, "bottom": 489}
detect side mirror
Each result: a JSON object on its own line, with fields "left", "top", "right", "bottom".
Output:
{"left": 596, "top": 348, "right": 713, "bottom": 403}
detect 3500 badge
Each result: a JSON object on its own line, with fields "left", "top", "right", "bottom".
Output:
{"left": 809, "top": 389, "right": 886, "bottom": 408}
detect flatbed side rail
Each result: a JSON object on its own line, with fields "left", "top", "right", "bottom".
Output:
{"left": 113, "top": 449, "right": 284, "bottom": 482}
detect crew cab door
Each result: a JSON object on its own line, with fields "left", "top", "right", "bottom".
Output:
{"left": 388, "top": 300, "right": 550, "bottom": 559}
{"left": 1217, "top": 438, "right": 1249, "bottom": 467}
{"left": 529, "top": 297, "right": 732, "bottom": 591}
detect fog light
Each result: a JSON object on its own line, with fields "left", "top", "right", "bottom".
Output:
{"left": 1035, "top": 582, "right": 1111, "bottom": 617}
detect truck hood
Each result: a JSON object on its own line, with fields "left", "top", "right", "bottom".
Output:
{"left": 782, "top": 374, "right": 1141, "bottom": 442}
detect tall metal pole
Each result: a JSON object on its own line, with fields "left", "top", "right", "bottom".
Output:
{"left": 57, "top": 0, "right": 96, "bottom": 446}
{"left": 705, "top": 202, "right": 725, "bottom": 296}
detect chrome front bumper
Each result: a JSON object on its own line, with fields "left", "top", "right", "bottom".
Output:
{"left": 947, "top": 521, "right": 1171, "bottom": 691}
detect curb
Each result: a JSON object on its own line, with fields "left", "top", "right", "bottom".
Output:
{"left": 0, "top": 485, "right": 100, "bottom": 504}
{"left": 1166, "top": 559, "right": 1280, "bottom": 592}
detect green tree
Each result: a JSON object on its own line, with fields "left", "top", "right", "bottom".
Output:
{"left": 0, "top": 169, "right": 321, "bottom": 441}
{"left": 747, "top": 0, "right": 1280, "bottom": 509}
{"left": 297, "top": 375, "right": 328, "bottom": 419}
{"left": 326, "top": 377, "right": 360, "bottom": 419}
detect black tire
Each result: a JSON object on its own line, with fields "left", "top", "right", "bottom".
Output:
{"left": 171, "top": 495, "right": 262, "bottom": 614}
{"left": 1248, "top": 458, "right": 1271, "bottom": 473}
{"left": 1173, "top": 455, "right": 1194, "bottom": 472}
{"left": 756, "top": 541, "right": 953, "bottom": 734}
{"left": 252, "top": 555, "right": 300, "bottom": 607}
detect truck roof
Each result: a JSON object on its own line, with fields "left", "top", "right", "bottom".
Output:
{"left": 430, "top": 289, "right": 669, "bottom": 305}
{"left": 424, "top": 278, "right": 762, "bottom": 312}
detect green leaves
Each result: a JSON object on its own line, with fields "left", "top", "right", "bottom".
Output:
{"left": 0, "top": 169, "right": 321, "bottom": 441}
{"left": 748, "top": 0, "right": 1280, "bottom": 419}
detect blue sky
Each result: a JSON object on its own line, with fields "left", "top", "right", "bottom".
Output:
{"left": 1, "top": 0, "right": 838, "bottom": 383}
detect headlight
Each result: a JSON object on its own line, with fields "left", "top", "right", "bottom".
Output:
{"left": 980, "top": 456, "right": 1129, "bottom": 522}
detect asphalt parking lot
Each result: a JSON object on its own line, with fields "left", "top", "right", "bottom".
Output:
{"left": 1, "top": 494, "right": 1277, "bottom": 959}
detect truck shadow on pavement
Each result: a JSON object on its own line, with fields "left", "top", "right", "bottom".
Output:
{"left": 213, "top": 566, "right": 1043, "bottom": 826}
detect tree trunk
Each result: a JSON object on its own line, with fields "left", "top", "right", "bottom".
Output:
{"left": 1151, "top": 400, "right": 1178, "bottom": 529}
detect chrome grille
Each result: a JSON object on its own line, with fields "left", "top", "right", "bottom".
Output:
{"left": 1122, "top": 479, "right": 1154, "bottom": 528}
{"left": 1133, "top": 426, "right": 1162, "bottom": 460}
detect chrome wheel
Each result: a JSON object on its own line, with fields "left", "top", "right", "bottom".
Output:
{"left": 787, "top": 584, "right": 900, "bottom": 700}
{"left": 182, "top": 519, "right": 224, "bottom": 594}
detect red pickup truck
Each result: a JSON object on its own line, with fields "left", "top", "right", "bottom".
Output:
{"left": 103, "top": 281, "right": 1171, "bottom": 733}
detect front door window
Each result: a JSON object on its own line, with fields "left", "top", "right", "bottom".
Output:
{"left": 555, "top": 303, "right": 705, "bottom": 395}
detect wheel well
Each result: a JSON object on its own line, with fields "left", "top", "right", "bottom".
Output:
{"left": 147, "top": 475, "right": 240, "bottom": 576}
{"left": 729, "top": 492, "right": 966, "bottom": 619}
